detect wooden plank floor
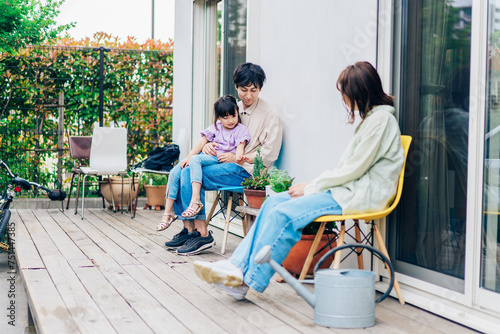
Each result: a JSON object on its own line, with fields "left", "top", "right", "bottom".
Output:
{"left": 13, "top": 208, "right": 477, "bottom": 334}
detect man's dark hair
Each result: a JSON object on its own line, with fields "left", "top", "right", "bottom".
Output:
{"left": 233, "top": 62, "right": 266, "bottom": 89}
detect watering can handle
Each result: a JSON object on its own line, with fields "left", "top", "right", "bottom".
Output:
{"left": 314, "top": 244, "right": 395, "bottom": 303}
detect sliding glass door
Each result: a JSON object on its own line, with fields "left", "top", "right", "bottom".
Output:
{"left": 394, "top": 0, "right": 471, "bottom": 292}
{"left": 477, "top": 0, "right": 500, "bottom": 310}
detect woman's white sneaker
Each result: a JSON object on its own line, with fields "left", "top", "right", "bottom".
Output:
{"left": 193, "top": 260, "right": 243, "bottom": 287}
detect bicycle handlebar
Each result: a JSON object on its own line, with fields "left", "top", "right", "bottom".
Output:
{"left": 0, "top": 160, "right": 16, "bottom": 178}
{"left": 0, "top": 160, "right": 54, "bottom": 194}
{"left": 30, "top": 182, "right": 52, "bottom": 193}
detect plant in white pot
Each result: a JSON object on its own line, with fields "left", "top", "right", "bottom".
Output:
{"left": 143, "top": 174, "right": 169, "bottom": 210}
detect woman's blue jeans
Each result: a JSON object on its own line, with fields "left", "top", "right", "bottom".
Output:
{"left": 166, "top": 159, "right": 251, "bottom": 221}
{"left": 229, "top": 191, "right": 342, "bottom": 293}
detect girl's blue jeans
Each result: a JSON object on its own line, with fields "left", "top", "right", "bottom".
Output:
{"left": 166, "top": 156, "right": 251, "bottom": 220}
{"left": 229, "top": 191, "right": 342, "bottom": 293}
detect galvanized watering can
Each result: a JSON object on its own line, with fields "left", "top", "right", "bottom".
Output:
{"left": 254, "top": 244, "right": 394, "bottom": 328}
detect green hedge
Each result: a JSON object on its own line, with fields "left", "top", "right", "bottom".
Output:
{"left": 0, "top": 33, "right": 174, "bottom": 195}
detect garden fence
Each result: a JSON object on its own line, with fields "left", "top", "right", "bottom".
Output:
{"left": 0, "top": 45, "right": 174, "bottom": 196}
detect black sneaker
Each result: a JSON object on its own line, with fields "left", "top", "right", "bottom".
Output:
{"left": 176, "top": 230, "right": 215, "bottom": 255}
{"left": 164, "top": 228, "right": 191, "bottom": 249}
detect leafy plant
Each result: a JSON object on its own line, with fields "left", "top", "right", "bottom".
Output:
{"left": 268, "top": 167, "right": 294, "bottom": 193}
{"left": 143, "top": 173, "right": 168, "bottom": 186}
{"left": 241, "top": 148, "right": 269, "bottom": 190}
{"left": 0, "top": 0, "right": 74, "bottom": 54}
{"left": 0, "top": 33, "right": 174, "bottom": 193}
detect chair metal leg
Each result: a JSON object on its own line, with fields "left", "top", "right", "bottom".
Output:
{"left": 354, "top": 220, "right": 365, "bottom": 270}
{"left": 108, "top": 178, "right": 116, "bottom": 212}
{"left": 333, "top": 222, "right": 346, "bottom": 269}
{"left": 81, "top": 174, "right": 89, "bottom": 220}
{"left": 205, "top": 192, "right": 221, "bottom": 226}
{"left": 299, "top": 221, "right": 327, "bottom": 281}
{"left": 221, "top": 192, "right": 234, "bottom": 254}
{"left": 66, "top": 173, "right": 76, "bottom": 210}
{"left": 120, "top": 175, "right": 124, "bottom": 214}
{"left": 131, "top": 172, "right": 142, "bottom": 218}
{"left": 373, "top": 223, "right": 405, "bottom": 305}
{"left": 74, "top": 173, "right": 82, "bottom": 214}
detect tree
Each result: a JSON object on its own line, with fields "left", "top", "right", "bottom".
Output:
{"left": 0, "top": 0, "right": 74, "bottom": 53}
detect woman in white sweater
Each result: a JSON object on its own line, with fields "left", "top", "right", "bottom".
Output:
{"left": 193, "top": 61, "right": 405, "bottom": 300}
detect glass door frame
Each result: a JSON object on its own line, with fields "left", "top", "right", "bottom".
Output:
{"left": 387, "top": 0, "right": 500, "bottom": 311}
{"left": 472, "top": 0, "right": 500, "bottom": 312}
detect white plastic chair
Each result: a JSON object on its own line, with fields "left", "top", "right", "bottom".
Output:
{"left": 79, "top": 127, "right": 128, "bottom": 219}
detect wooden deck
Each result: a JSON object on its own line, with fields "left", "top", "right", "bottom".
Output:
{"left": 13, "top": 207, "right": 476, "bottom": 334}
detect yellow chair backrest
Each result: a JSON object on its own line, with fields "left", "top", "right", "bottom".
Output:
{"left": 315, "top": 135, "right": 412, "bottom": 222}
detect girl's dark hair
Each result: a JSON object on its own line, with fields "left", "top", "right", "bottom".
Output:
{"left": 233, "top": 62, "right": 266, "bottom": 89}
{"left": 214, "top": 95, "right": 240, "bottom": 128}
{"left": 336, "top": 61, "right": 394, "bottom": 123}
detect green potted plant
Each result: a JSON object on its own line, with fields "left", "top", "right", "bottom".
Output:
{"left": 143, "top": 173, "right": 169, "bottom": 210}
{"left": 267, "top": 167, "right": 295, "bottom": 196}
{"left": 265, "top": 167, "right": 338, "bottom": 277}
{"left": 241, "top": 149, "right": 269, "bottom": 208}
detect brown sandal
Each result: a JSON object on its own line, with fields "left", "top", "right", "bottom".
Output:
{"left": 157, "top": 213, "right": 177, "bottom": 231}
{"left": 181, "top": 201, "right": 204, "bottom": 218}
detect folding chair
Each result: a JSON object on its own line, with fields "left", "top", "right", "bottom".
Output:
{"left": 205, "top": 186, "right": 246, "bottom": 254}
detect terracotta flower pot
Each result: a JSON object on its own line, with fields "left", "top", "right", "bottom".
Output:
{"left": 144, "top": 184, "right": 167, "bottom": 207}
{"left": 100, "top": 177, "right": 139, "bottom": 207}
{"left": 282, "top": 232, "right": 337, "bottom": 276}
{"left": 243, "top": 188, "right": 266, "bottom": 209}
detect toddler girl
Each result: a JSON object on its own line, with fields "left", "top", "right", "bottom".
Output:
{"left": 157, "top": 95, "right": 250, "bottom": 231}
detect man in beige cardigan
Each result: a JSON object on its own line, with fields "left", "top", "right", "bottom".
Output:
{"left": 164, "top": 63, "right": 283, "bottom": 255}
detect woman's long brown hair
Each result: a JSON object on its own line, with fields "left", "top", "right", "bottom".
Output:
{"left": 336, "top": 61, "right": 394, "bottom": 123}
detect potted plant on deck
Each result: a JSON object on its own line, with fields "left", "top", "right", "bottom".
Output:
{"left": 263, "top": 167, "right": 337, "bottom": 278}
{"left": 143, "top": 173, "right": 169, "bottom": 210}
{"left": 266, "top": 167, "right": 295, "bottom": 196}
{"left": 241, "top": 149, "right": 269, "bottom": 208}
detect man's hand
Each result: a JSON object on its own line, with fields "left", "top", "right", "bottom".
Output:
{"left": 288, "top": 182, "right": 308, "bottom": 199}
{"left": 217, "top": 152, "right": 237, "bottom": 163}
{"left": 202, "top": 142, "right": 219, "bottom": 156}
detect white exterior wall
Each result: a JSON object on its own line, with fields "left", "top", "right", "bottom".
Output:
{"left": 247, "top": 0, "right": 378, "bottom": 182}
{"left": 172, "top": 0, "right": 192, "bottom": 159}
{"left": 173, "top": 0, "right": 379, "bottom": 179}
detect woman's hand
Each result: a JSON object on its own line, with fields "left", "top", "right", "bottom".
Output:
{"left": 180, "top": 158, "right": 189, "bottom": 168}
{"left": 288, "top": 182, "right": 308, "bottom": 199}
{"left": 202, "top": 142, "right": 219, "bottom": 156}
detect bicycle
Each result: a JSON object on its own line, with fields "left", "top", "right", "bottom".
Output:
{"left": 0, "top": 159, "right": 56, "bottom": 252}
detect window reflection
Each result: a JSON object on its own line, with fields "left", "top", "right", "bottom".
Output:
{"left": 397, "top": 0, "right": 471, "bottom": 285}
{"left": 217, "top": 0, "right": 247, "bottom": 98}
{"left": 482, "top": 0, "right": 500, "bottom": 294}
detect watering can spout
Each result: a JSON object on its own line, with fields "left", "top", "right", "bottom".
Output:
{"left": 255, "top": 245, "right": 315, "bottom": 308}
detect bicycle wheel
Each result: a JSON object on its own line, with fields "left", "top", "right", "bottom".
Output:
{"left": 0, "top": 209, "right": 11, "bottom": 252}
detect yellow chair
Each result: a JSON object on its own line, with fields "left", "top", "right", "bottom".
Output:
{"left": 298, "top": 135, "right": 412, "bottom": 305}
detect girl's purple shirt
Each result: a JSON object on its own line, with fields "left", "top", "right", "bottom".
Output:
{"left": 200, "top": 123, "right": 251, "bottom": 154}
